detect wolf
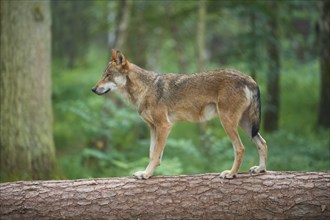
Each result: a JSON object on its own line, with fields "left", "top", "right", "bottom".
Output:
{"left": 92, "top": 50, "right": 267, "bottom": 179}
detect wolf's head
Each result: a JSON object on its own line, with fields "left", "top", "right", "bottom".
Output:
{"left": 91, "top": 49, "right": 129, "bottom": 95}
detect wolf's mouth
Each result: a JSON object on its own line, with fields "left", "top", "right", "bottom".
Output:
{"left": 103, "top": 88, "right": 111, "bottom": 94}
{"left": 91, "top": 87, "right": 111, "bottom": 95}
{"left": 97, "top": 88, "right": 110, "bottom": 95}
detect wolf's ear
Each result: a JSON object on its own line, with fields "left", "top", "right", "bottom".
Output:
{"left": 116, "top": 50, "right": 128, "bottom": 68}
{"left": 111, "top": 49, "right": 117, "bottom": 61}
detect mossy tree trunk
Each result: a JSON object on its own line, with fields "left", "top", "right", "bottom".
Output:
{"left": 0, "top": 0, "right": 57, "bottom": 181}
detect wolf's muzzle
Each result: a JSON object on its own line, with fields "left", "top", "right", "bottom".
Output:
{"left": 91, "top": 86, "right": 110, "bottom": 95}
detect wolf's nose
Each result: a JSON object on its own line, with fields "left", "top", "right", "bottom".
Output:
{"left": 91, "top": 87, "right": 97, "bottom": 93}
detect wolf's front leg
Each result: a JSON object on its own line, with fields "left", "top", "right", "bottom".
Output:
{"left": 133, "top": 124, "right": 172, "bottom": 180}
{"left": 148, "top": 125, "right": 156, "bottom": 160}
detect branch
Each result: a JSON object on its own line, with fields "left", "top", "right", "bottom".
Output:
{"left": 0, "top": 172, "right": 329, "bottom": 219}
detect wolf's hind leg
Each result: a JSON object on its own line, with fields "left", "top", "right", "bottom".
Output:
{"left": 250, "top": 133, "right": 267, "bottom": 174}
{"left": 219, "top": 113, "right": 245, "bottom": 179}
{"left": 239, "top": 112, "right": 267, "bottom": 174}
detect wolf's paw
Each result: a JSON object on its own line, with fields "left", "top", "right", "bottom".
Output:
{"left": 220, "top": 170, "right": 236, "bottom": 179}
{"left": 133, "top": 171, "right": 151, "bottom": 180}
{"left": 249, "top": 166, "right": 266, "bottom": 174}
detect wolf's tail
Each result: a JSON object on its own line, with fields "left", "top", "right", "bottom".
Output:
{"left": 250, "top": 86, "right": 261, "bottom": 138}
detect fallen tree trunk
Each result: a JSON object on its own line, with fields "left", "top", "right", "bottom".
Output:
{"left": 0, "top": 172, "right": 329, "bottom": 219}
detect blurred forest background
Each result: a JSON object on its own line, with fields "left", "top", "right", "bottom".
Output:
{"left": 1, "top": 0, "right": 329, "bottom": 182}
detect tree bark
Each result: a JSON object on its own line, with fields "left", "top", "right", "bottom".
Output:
{"left": 264, "top": 1, "right": 281, "bottom": 132}
{"left": 1, "top": 172, "right": 329, "bottom": 219}
{"left": 112, "top": 0, "right": 132, "bottom": 51}
{"left": 196, "top": 0, "right": 206, "bottom": 72}
{"left": 317, "top": 0, "right": 330, "bottom": 128}
{"left": 0, "top": 0, "right": 57, "bottom": 181}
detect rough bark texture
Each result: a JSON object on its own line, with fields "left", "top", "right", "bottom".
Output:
{"left": 0, "top": 0, "right": 57, "bottom": 181}
{"left": 0, "top": 172, "right": 329, "bottom": 219}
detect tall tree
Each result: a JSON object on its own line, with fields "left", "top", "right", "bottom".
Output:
{"left": 264, "top": 1, "right": 281, "bottom": 132}
{"left": 126, "top": 1, "right": 148, "bottom": 67}
{"left": 196, "top": 0, "right": 207, "bottom": 72}
{"left": 0, "top": 0, "right": 57, "bottom": 181}
{"left": 112, "top": 0, "right": 132, "bottom": 51}
{"left": 317, "top": 0, "right": 330, "bottom": 128}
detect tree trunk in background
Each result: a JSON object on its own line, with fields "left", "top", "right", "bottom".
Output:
{"left": 197, "top": 0, "right": 206, "bottom": 72}
{"left": 127, "top": 1, "right": 147, "bottom": 67}
{"left": 166, "top": 4, "right": 188, "bottom": 73}
{"left": 112, "top": 0, "right": 132, "bottom": 51}
{"left": 0, "top": 0, "right": 57, "bottom": 181}
{"left": 317, "top": 0, "right": 330, "bottom": 128}
{"left": 1, "top": 172, "right": 329, "bottom": 219}
{"left": 264, "top": 1, "right": 280, "bottom": 132}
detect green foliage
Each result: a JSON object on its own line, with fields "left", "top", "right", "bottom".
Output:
{"left": 266, "top": 130, "right": 330, "bottom": 171}
{"left": 52, "top": 1, "right": 96, "bottom": 68}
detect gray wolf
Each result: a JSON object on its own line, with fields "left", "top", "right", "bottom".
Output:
{"left": 92, "top": 50, "right": 267, "bottom": 179}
